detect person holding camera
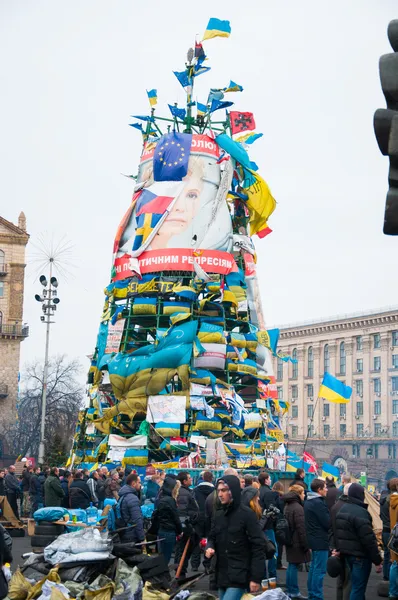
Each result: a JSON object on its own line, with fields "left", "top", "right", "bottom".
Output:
{"left": 174, "top": 471, "right": 199, "bottom": 578}
{"left": 259, "top": 472, "right": 282, "bottom": 581}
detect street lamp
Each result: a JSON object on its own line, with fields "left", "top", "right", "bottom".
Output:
{"left": 34, "top": 259, "right": 60, "bottom": 465}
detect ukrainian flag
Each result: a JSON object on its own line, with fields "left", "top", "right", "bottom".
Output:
{"left": 146, "top": 89, "right": 157, "bottom": 107}
{"left": 223, "top": 80, "right": 243, "bottom": 93}
{"left": 197, "top": 102, "right": 207, "bottom": 116}
{"left": 321, "top": 462, "right": 340, "bottom": 481}
{"left": 319, "top": 373, "right": 352, "bottom": 404}
{"left": 203, "top": 18, "right": 231, "bottom": 41}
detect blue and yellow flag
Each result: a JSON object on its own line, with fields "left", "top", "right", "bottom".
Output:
{"left": 223, "top": 80, "right": 243, "bottom": 93}
{"left": 319, "top": 373, "right": 352, "bottom": 404}
{"left": 321, "top": 462, "right": 340, "bottom": 481}
{"left": 203, "top": 18, "right": 231, "bottom": 41}
{"left": 146, "top": 89, "right": 157, "bottom": 107}
{"left": 243, "top": 168, "right": 276, "bottom": 238}
{"left": 197, "top": 102, "right": 207, "bottom": 116}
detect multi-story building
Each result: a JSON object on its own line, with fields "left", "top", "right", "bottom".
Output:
{"left": 272, "top": 307, "right": 398, "bottom": 488}
{"left": 0, "top": 213, "right": 29, "bottom": 459}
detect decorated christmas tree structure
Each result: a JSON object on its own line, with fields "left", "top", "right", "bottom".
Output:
{"left": 70, "top": 19, "right": 293, "bottom": 471}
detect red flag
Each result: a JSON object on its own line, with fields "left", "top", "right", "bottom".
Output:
{"left": 229, "top": 111, "right": 256, "bottom": 135}
{"left": 195, "top": 41, "right": 205, "bottom": 58}
{"left": 303, "top": 451, "right": 319, "bottom": 473}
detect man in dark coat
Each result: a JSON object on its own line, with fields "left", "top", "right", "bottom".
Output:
{"left": 191, "top": 471, "right": 214, "bottom": 570}
{"left": 259, "top": 471, "right": 281, "bottom": 580}
{"left": 194, "top": 470, "right": 214, "bottom": 537}
{"left": 333, "top": 483, "right": 381, "bottom": 600}
{"left": 283, "top": 485, "right": 311, "bottom": 599}
{"left": 69, "top": 471, "right": 92, "bottom": 509}
{"left": 118, "top": 473, "right": 145, "bottom": 543}
{"left": 174, "top": 471, "right": 200, "bottom": 577}
{"left": 5, "top": 466, "right": 21, "bottom": 519}
{"left": 304, "top": 478, "right": 330, "bottom": 600}
{"left": 0, "top": 470, "right": 6, "bottom": 497}
{"left": 380, "top": 481, "right": 391, "bottom": 581}
{"left": 44, "top": 467, "right": 65, "bottom": 507}
{"left": 325, "top": 476, "right": 342, "bottom": 512}
{"left": 29, "top": 467, "right": 45, "bottom": 515}
{"left": 205, "top": 474, "right": 265, "bottom": 598}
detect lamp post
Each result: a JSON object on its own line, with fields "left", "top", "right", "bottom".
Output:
{"left": 34, "top": 259, "right": 60, "bottom": 465}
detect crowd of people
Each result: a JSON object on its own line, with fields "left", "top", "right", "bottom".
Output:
{"left": 0, "top": 464, "right": 394, "bottom": 600}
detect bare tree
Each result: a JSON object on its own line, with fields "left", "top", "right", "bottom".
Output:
{"left": 5, "top": 355, "right": 84, "bottom": 460}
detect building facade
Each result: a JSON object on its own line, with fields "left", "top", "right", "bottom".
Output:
{"left": 272, "top": 308, "right": 398, "bottom": 488}
{"left": 0, "top": 214, "right": 29, "bottom": 456}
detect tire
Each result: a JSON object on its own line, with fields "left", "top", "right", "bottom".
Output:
{"left": 35, "top": 521, "right": 66, "bottom": 534}
{"left": 31, "top": 534, "right": 57, "bottom": 548}
{"left": 7, "top": 528, "right": 25, "bottom": 538}
{"left": 34, "top": 524, "right": 65, "bottom": 536}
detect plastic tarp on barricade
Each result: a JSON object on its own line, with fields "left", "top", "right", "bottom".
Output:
{"left": 44, "top": 528, "right": 112, "bottom": 565}
{"left": 0, "top": 495, "right": 23, "bottom": 528}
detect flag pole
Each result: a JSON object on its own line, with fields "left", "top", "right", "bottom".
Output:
{"left": 301, "top": 395, "right": 321, "bottom": 469}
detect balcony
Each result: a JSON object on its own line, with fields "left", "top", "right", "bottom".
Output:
{"left": 0, "top": 384, "right": 8, "bottom": 397}
{"left": 0, "top": 264, "right": 6, "bottom": 276}
{"left": 0, "top": 324, "right": 29, "bottom": 338}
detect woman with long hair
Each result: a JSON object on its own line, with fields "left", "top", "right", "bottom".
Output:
{"left": 241, "top": 486, "right": 277, "bottom": 575}
{"left": 283, "top": 484, "right": 311, "bottom": 599}
{"left": 157, "top": 475, "right": 183, "bottom": 564}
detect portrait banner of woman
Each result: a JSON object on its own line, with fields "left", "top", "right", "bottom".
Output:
{"left": 113, "top": 133, "right": 234, "bottom": 280}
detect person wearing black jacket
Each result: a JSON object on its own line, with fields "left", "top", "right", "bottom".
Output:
{"left": 259, "top": 471, "right": 281, "bottom": 580}
{"left": 205, "top": 474, "right": 266, "bottom": 599}
{"left": 69, "top": 471, "right": 92, "bottom": 509}
{"left": 304, "top": 478, "right": 330, "bottom": 600}
{"left": 5, "top": 466, "right": 20, "bottom": 519}
{"left": 157, "top": 475, "right": 182, "bottom": 564}
{"left": 380, "top": 481, "right": 391, "bottom": 581}
{"left": 0, "top": 470, "right": 6, "bottom": 497}
{"left": 333, "top": 483, "right": 381, "bottom": 600}
{"left": 29, "top": 467, "right": 45, "bottom": 515}
{"left": 174, "top": 471, "right": 199, "bottom": 578}
{"left": 325, "top": 477, "right": 342, "bottom": 512}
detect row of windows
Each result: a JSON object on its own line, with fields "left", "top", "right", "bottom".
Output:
{"left": 277, "top": 351, "right": 398, "bottom": 380}
{"left": 290, "top": 399, "right": 384, "bottom": 419}
{"left": 277, "top": 331, "right": 398, "bottom": 380}
{"left": 278, "top": 377, "right": 398, "bottom": 400}
{"left": 290, "top": 423, "right": 398, "bottom": 439}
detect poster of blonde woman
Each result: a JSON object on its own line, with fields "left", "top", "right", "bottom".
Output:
{"left": 113, "top": 133, "right": 234, "bottom": 280}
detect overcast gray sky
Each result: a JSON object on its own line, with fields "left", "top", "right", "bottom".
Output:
{"left": 1, "top": 1, "right": 397, "bottom": 376}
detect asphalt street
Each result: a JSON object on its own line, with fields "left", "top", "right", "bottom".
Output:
{"left": 9, "top": 534, "right": 385, "bottom": 599}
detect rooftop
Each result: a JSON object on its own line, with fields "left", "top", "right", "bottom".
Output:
{"left": 273, "top": 305, "right": 398, "bottom": 331}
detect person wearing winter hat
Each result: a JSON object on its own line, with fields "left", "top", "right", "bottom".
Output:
{"left": 304, "top": 478, "right": 330, "bottom": 600}
{"left": 333, "top": 483, "right": 382, "bottom": 600}
{"left": 205, "top": 475, "right": 265, "bottom": 600}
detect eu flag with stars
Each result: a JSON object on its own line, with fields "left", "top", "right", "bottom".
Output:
{"left": 153, "top": 132, "right": 192, "bottom": 182}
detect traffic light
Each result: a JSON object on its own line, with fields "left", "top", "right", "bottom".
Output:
{"left": 373, "top": 20, "right": 398, "bottom": 235}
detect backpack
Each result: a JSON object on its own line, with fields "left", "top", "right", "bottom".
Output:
{"left": 107, "top": 496, "right": 126, "bottom": 532}
{"left": 388, "top": 522, "right": 398, "bottom": 554}
{"left": 275, "top": 513, "right": 292, "bottom": 547}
